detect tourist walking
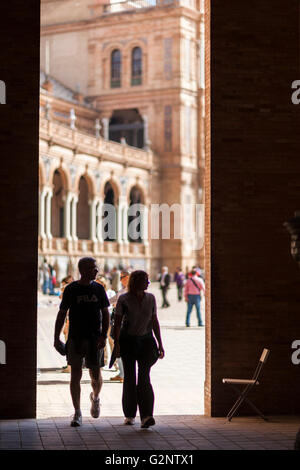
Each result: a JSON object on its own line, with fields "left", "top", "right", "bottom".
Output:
{"left": 49, "top": 265, "right": 56, "bottom": 295}
{"left": 174, "top": 267, "right": 185, "bottom": 301}
{"left": 54, "top": 257, "right": 110, "bottom": 427}
{"left": 184, "top": 269, "right": 205, "bottom": 327}
{"left": 158, "top": 266, "right": 171, "bottom": 308}
{"left": 95, "top": 274, "right": 116, "bottom": 369}
{"left": 113, "top": 270, "right": 165, "bottom": 428}
{"left": 42, "top": 258, "right": 50, "bottom": 295}
{"left": 111, "top": 267, "right": 121, "bottom": 292}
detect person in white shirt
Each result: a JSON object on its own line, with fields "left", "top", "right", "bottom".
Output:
{"left": 95, "top": 275, "right": 116, "bottom": 369}
{"left": 108, "top": 270, "right": 130, "bottom": 382}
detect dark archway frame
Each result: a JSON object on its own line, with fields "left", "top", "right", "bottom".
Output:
{"left": 1, "top": 0, "right": 300, "bottom": 420}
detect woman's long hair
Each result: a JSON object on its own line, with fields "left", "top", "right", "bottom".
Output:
{"left": 128, "top": 270, "right": 148, "bottom": 295}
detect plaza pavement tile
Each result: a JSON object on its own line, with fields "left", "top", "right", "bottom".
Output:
{"left": 0, "top": 415, "right": 299, "bottom": 450}
{"left": 1, "top": 287, "right": 299, "bottom": 450}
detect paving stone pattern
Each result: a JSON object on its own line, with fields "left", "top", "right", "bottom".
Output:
{"left": 1, "top": 284, "right": 299, "bottom": 449}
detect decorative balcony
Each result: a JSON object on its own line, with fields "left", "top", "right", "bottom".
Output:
{"left": 38, "top": 236, "right": 148, "bottom": 258}
{"left": 77, "top": 239, "right": 94, "bottom": 253}
{"left": 102, "top": 0, "right": 176, "bottom": 15}
{"left": 39, "top": 117, "right": 153, "bottom": 170}
{"left": 129, "top": 242, "right": 146, "bottom": 255}
{"left": 103, "top": 241, "right": 119, "bottom": 254}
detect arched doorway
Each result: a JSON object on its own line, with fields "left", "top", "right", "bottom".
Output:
{"left": 103, "top": 181, "right": 117, "bottom": 242}
{"left": 51, "top": 169, "right": 65, "bottom": 238}
{"left": 128, "top": 185, "right": 144, "bottom": 243}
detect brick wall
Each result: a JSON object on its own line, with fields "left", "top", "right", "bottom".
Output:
{"left": 0, "top": 0, "right": 40, "bottom": 418}
{"left": 0, "top": 0, "right": 300, "bottom": 420}
{"left": 206, "top": 0, "right": 300, "bottom": 415}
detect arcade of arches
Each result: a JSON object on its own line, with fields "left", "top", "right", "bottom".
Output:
{"left": 39, "top": 163, "right": 148, "bottom": 279}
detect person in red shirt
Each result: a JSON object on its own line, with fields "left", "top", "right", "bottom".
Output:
{"left": 184, "top": 269, "right": 205, "bottom": 327}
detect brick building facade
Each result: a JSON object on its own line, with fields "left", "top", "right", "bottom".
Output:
{"left": 39, "top": 72, "right": 153, "bottom": 280}
{"left": 40, "top": 0, "right": 206, "bottom": 278}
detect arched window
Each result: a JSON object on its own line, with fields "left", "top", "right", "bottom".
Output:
{"left": 111, "top": 49, "right": 121, "bottom": 88}
{"left": 131, "top": 47, "right": 142, "bottom": 86}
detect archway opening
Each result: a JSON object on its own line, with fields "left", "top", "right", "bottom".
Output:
{"left": 51, "top": 169, "right": 65, "bottom": 238}
{"left": 36, "top": 0, "right": 207, "bottom": 423}
{"left": 109, "top": 109, "right": 144, "bottom": 148}
{"left": 128, "top": 185, "right": 144, "bottom": 243}
{"left": 103, "top": 181, "right": 117, "bottom": 242}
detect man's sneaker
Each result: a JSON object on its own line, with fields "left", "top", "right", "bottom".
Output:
{"left": 70, "top": 410, "right": 82, "bottom": 427}
{"left": 124, "top": 417, "right": 135, "bottom": 425}
{"left": 90, "top": 392, "right": 100, "bottom": 418}
{"left": 141, "top": 416, "right": 155, "bottom": 429}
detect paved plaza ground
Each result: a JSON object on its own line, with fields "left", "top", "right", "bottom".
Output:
{"left": 37, "top": 282, "right": 205, "bottom": 419}
{"left": 1, "top": 283, "right": 300, "bottom": 451}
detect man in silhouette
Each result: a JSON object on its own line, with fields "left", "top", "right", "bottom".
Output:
{"left": 54, "top": 257, "right": 110, "bottom": 426}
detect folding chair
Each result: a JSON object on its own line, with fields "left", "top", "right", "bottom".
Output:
{"left": 222, "top": 348, "right": 270, "bottom": 421}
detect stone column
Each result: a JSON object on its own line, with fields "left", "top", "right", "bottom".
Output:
{"left": 95, "top": 119, "right": 101, "bottom": 139}
{"left": 102, "top": 117, "right": 109, "bottom": 140}
{"left": 117, "top": 199, "right": 124, "bottom": 248}
{"left": 64, "top": 191, "right": 73, "bottom": 241}
{"left": 90, "top": 197, "right": 98, "bottom": 243}
{"left": 142, "top": 114, "right": 150, "bottom": 150}
{"left": 71, "top": 195, "right": 78, "bottom": 241}
{"left": 96, "top": 198, "right": 104, "bottom": 243}
{"left": 121, "top": 199, "right": 129, "bottom": 245}
{"left": 45, "top": 188, "right": 53, "bottom": 240}
{"left": 39, "top": 187, "right": 47, "bottom": 239}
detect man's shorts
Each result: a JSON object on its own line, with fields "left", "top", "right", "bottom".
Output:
{"left": 66, "top": 338, "right": 104, "bottom": 369}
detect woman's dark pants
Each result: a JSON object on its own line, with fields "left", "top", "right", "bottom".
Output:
{"left": 120, "top": 334, "right": 157, "bottom": 420}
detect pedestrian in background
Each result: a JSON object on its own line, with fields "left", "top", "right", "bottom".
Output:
{"left": 111, "top": 267, "right": 121, "bottom": 292}
{"left": 174, "top": 267, "right": 185, "bottom": 301}
{"left": 48, "top": 264, "right": 56, "bottom": 295}
{"left": 42, "top": 258, "right": 50, "bottom": 295}
{"left": 95, "top": 275, "right": 116, "bottom": 369}
{"left": 113, "top": 270, "right": 165, "bottom": 428}
{"left": 158, "top": 266, "right": 171, "bottom": 308}
{"left": 184, "top": 269, "right": 205, "bottom": 327}
{"left": 108, "top": 270, "right": 131, "bottom": 382}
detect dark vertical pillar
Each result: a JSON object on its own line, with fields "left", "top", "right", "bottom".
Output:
{"left": 206, "top": 0, "right": 300, "bottom": 415}
{"left": 0, "top": 1, "right": 40, "bottom": 418}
